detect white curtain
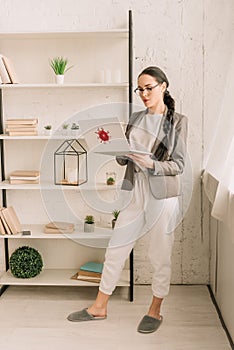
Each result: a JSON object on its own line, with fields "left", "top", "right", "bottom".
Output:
{"left": 203, "top": 52, "right": 234, "bottom": 231}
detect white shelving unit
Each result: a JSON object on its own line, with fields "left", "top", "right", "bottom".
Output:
{"left": 0, "top": 11, "right": 134, "bottom": 299}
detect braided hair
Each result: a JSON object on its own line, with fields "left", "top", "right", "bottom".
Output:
{"left": 138, "top": 66, "right": 175, "bottom": 161}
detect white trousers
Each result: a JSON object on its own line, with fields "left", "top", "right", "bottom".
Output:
{"left": 99, "top": 172, "right": 179, "bottom": 298}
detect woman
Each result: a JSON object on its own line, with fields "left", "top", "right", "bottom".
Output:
{"left": 67, "top": 66, "right": 188, "bottom": 334}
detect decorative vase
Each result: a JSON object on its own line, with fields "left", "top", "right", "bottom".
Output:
{"left": 112, "top": 219, "right": 116, "bottom": 229}
{"left": 84, "top": 223, "right": 95, "bottom": 233}
{"left": 56, "top": 74, "right": 64, "bottom": 84}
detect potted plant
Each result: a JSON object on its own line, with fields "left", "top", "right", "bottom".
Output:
{"left": 112, "top": 209, "right": 120, "bottom": 229}
{"left": 71, "top": 122, "right": 79, "bottom": 136}
{"left": 106, "top": 171, "right": 116, "bottom": 185}
{"left": 44, "top": 124, "right": 52, "bottom": 135}
{"left": 84, "top": 215, "right": 95, "bottom": 232}
{"left": 50, "top": 56, "right": 73, "bottom": 84}
{"left": 62, "top": 123, "right": 69, "bottom": 135}
{"left": 9, "top": 246, "right": 43, "bottom": 279}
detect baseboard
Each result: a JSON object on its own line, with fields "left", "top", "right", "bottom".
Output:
{"left": 207, "top": 285, "right": 234, "bottom": 349}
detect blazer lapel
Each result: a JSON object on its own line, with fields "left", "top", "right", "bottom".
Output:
{"left": 125, "top": 109, "right": 147, "bottom": 139}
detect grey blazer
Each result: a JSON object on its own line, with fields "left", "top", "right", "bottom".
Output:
{"left": 116, "top": 108, "right": 188, "bottom": 199}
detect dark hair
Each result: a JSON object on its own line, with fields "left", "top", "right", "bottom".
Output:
{"left": 138, "top": 66, "right": 175, "bottom": 161}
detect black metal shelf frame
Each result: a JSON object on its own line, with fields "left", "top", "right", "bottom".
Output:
{"left": 128, "top": 9, "right": 134, "bottom": 302}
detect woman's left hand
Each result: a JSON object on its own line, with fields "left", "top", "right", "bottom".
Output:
{"left": 127, "top": 153, "right": 154, "bottom": 169}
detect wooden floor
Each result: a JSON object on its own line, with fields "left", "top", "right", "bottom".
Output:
{"left": 0, "top": 285, "right": 231, "bottom": 350}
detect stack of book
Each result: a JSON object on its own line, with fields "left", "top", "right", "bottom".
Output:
{"left": 44, "top": 221, "right": 75, "bottom": 234}
{"left": 9, "top": 170, "right": 40, "bottom": 185}
{"left": 0, "top": 54, "right": 19, "bottom": 84}
{"left": 0, "top": 206, "right": 22, "bottom": 235}
{"left": 5, "top": 118, "right": 38, "bottom": 136}
{"left": 73, "top": 261, "right": 104, "bottom": 283}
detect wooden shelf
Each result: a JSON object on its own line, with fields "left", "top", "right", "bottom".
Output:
{"left": 0, "top": 268, "right": 130, "bottom": 287}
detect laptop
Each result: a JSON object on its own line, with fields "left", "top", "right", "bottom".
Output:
{"left": 78, "top": 117, "right": 152, "bottom": 156}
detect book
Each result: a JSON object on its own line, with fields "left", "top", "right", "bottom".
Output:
{"left": 79, "top": 261, "right": 104, "bottom": 274}
{"left": 78, "top": 269, "right": 102, "bottom": 278}
{"left": 71, "top": 261, "right": 104, "bottom": 283}
{"left": 5, "top": 121, "right": 37, "bottom": 126}
{"left": 5, "top": 125, "right": 38, "bottom": 131}
{"left": 71, "top": 269, "right": 102, "bottom": 283}
{"left": 0, "top": 55, "right": 11, "bottom": 84}
{"left": 0, "top": 209, "right": 12, "bottom": 235}
{"left": 10, "top": 175, "right": 40, "bottom": 180}
{"left": 9, "top": 170, "right": 40, "bottom": 184}
{"left": 9, "top": 170, "right": 40, "bottom": 178}
{"left": 7, "top": 131, "right": 38, "bottom": 136}
{"left": 76, "top": 274, "right": 101, "bottom": 283}
{"left": 44, "top": 223, "right": 74, "bottom": 234}
{"left": 9, "top": 179, "right": 39, "bottom": 185}
{"left": 5, "top": 119, "right": 38, "bottom": 136}
{"left": 1, "top": 55, "right": 20, "bottom": 84}
{"left": 0, "top": 215, "right": 6, "bottom": 235}
{"left": 45, "top": 221, "right": 74, "bottom": 231}
{"left": 1, "top": 206, "right": 21, "bottom": 234}
{"left": 44, "top": 227, "right": 74, "bottom": 234}
{"left": 5, "top": 118, "right": 38, "bottom": 125}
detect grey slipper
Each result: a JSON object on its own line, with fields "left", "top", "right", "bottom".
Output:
{"left": 137, "top": 315, "right": 163, "bottom": 333}
{"left": 67, "top": 308, "right": 107, "bottom": 322}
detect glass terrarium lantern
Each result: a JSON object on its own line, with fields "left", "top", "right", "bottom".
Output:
{"left": 54, "top": 139, "right": 87, "bottom": 186}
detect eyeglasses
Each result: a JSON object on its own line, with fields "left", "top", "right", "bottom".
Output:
{"left": 134, "top": 83, "right": 160, "bottom": 96}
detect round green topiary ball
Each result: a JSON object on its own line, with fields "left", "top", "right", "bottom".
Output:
{"left": 9, "top": 246, "right": 43, "bottom": 279}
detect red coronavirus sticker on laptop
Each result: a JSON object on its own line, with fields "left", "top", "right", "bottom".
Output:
{"left": 95, "top": 127, "right": 110, "bottom": 143}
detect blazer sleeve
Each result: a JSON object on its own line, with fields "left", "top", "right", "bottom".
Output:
{"left": 149, "top": 115, "right": 188, "bottom": 176}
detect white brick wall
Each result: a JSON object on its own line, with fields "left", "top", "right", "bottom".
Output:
{"left": 0, "top": 0, "right": 233, "bottom": 284}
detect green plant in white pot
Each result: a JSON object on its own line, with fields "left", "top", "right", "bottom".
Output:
{"left": 50, "top": 56, "right": 73, "bottom": 84}
{"left": 112, "top": 209, "right": 120, "bottom": 229}
{"left": 44, "top": 124, "right": 52, "bottom": 135}
{"left": 84, "top": 215, "right": 95, "bottom": 233}
{"left": 71, "top": 122, "right": 79, "bottom": 136}
{"left": 62, "top": 123, "right": 69, "bottom": 135}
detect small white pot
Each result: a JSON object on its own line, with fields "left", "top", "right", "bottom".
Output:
{"left": 44, "top": 129, "right": 52, "bottom": 136}
{"left": 84, "top": 223, "right": 95, "bottom": 233}
{"left": 62, "top": 129, "right": 69, "bottom": 136}
{"left": 70, "top": 129, "right": 79, "bottom": 137}
{"left": 56, "top": 74, "right": 64, "bottom": 84}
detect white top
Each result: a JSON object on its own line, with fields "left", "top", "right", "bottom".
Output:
{"left": 129, "top": 113, "right": 163, "bottom": 171}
